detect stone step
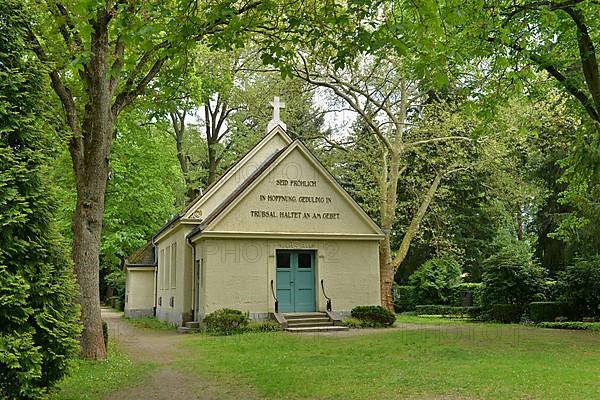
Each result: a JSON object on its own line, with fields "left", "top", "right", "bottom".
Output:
{"left": 185, "top": 321, "right": 200, "bottom": 329}
{"left": 285, "top": 326, "right": 349, "bottom": 333}
{"left": 177, "top": 326, "right": 200, "bottom": 334}
{"left": 286, "top": 316, "right": 330, "bottom": 323}
{"left": 284, "top": 312, "right": 328, "bottom": 320}
{"left": 286, "top": 321, "right": 334, "bottom": 328}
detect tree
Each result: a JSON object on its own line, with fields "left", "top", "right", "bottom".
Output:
{"left": 295, "top": 54, "right": 475, "bottom": 310}
{"left": 558, "top": 256, "right": 600, "bottom": 317}
{"left": 409, "top": 256, "right": 463, "bottom": 305}
{"left": 480, "top": 236, "right": 547, "bottom": 310}
{"left": 0, "top": 1, "right": 80, "bottom": 396}
{"left": 26, "top": 0, "right": 320, "bottom": 359}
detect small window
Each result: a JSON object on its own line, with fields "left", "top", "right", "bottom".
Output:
{"left": 171, "top": 243, "right": 177, "bottom": 289}
{"left": 276, "top": 252, "right": 290, "bottom": 268}
{"left": 298, "top": 253, "right": 312, "bottom": 269}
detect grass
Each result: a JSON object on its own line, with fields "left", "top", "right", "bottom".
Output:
{"left": 178, "top": 320, "right": 600, "bottom": 399}
{"left": 49, "top": 345, "right": 155, "bottom": 400}
{"left": 121, "top": 315, "right": 177, "bottom": 330}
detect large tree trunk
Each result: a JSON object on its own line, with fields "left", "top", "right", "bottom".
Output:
{"left": 69, "top": 12, "right": 114, "bottom": 360}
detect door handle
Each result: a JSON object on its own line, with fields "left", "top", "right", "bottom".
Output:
{"left": 290, "top": 281, "right": 294, "bottom": 284}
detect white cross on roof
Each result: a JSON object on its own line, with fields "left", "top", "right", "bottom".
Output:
{"left": 266, "top": 96, "right": 287, "bottom": 133}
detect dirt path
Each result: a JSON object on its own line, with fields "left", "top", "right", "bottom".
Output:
{"left": 101, "top": 308, "right": 260, "bottom": 400}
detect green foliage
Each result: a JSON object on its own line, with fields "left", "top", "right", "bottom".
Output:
{"left": 557, "top": 256, "right": 600, "bottom": 317}
{"left": 449, "top": 283, "right": 483, "bottom": 307}
{"left": 350, "top": 306, "right": 396, "bottom": 327}
{"left": 537, "top": 322, "right": 600, "bottom": 331}
{"left": 393, "top": 285, "right": 416, "bottom": 312}
{"left": 105, "top": 270, "right": 125, "bottom": 304}
{"left": 409, "top": 256, "right": 463, "bottom": 305}
{"left": 245, "top": 321, "right": 282, "bottom": 333}
{"left": 480, "top": 239, "right": 546, "bottom": 311}
{"left": 342, "top": 317, "right": 367, "bottom": 328}
{"left": 489, "top": 304, "right": 524, "bottom": 323}
{"left": 0, "top": 1, "right": 80, "bottom": 397}
{"left": 529, "top": 302, "right": 575, "bottom": 323}
{"left": 202, "top": 309, "right": 249, "bottom": 335}
{"left": 415, "top": 305, "right": 481, "bottom": 319}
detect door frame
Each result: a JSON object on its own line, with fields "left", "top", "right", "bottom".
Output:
{"left": 274, "top": 249, "right": 318, "bottom": 313}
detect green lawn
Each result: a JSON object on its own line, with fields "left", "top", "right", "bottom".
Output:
{"left": 178, "top": 320, "right": 600, "bottom": 399}
{"left": 50, "top": 345, "right": 155, "bottom": 400}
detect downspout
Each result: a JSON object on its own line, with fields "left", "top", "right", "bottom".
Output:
{"left": 152, "top": 235, "right": 158, "bottom": 317}
{"left": 186, "top": 233, "right": 196, "bottom": 321}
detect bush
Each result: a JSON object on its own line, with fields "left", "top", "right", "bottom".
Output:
{"left": 449, "top": 283, "right": 483, "bottom": 306}
{"left": 529, "top": 302, "right": 574, "bottom": 323}
{"left": 409, "top": 256, "right": 463, "bottom": 305}
{"left": 490, "top": 304, "right": 524, "bottom": 323}
{"left": 105, "top": 270, "right": 126, "bottom": 309}
{"left": 342, "top": 317, "right": 366, "bottom": 328}
{"left": 351, "top": 306, "right": 396, "bottom": 327}
{"left": 245, "top": 320, "right": 281, "bottom": 332}
{"left": 557, "top": 256, "right": 600, "bottom": 317}
{"left": 537, "top": 321, "right": 600, "bottom": 331}
{"left": 415, "top": 305, "right": 482, "bottom": 318}
{"left": 393, "top": 285, "right": 416, "bottom": 312}
{"left": 0, "top": 4, "right": 81, "bottom": 397}
{"left": 480, "top": 241, "right": 546, "bottom": 312}
{"left": 202, "top": 309, "right": 248, "bottom": 335}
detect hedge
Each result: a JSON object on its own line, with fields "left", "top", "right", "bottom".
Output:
{"left": 393, "top": 285, "right": 416, "bottom": 312}
{"left": 415, "top": 305, "right": 482, "bottom": 318}
{"left": 490, "top": 304, "right": 524, "bottom": 323}
{"left": 537, "top": 322, "right": 600, "bottom": 331}
{"left": 529, "top": 302, "right": 574, "bottom": 323}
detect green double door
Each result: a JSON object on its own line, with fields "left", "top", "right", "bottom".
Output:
{"left": 276, "top": 250, "right": 316, "bottom": 313}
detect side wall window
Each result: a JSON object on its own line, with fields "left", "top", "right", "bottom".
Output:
{"left": 159, "top": 249, "right": 165, "bottom": 290}
{"left": 171, "top": 243, "right": 177, "bottom": 289}
{"left": 165, "top": 246, "right": 171, "bottom": 290}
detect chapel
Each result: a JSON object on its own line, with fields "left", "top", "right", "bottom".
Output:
{"left": 124, "top": 97, "right": 383, "bottom": 330}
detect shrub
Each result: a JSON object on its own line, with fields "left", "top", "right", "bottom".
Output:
{"left": 245, "top": 320, "right": 282, "bottom": 332}
{"left": 351, "top": 306, "right": 396, "bottom": 327}
{"left": 202, "top": 309, "right": 248, "bottom": 335}
{"left": 557, "top": 256, "right": 600, "bottom": 317}
{"left": 537, "top": 322, "right": 600, "bottom": 331}
{"left": 529, "top": 302, "right": 575, "bottom": 323}
{"left": 480, "top": 241, "right": 546, "bottom": 312}
{"left": 490, "top": 304, "right": 524, "bottom": 323}
{"left": 409, "top": 256, "right": 463, "bottom": 305}
{"left": 415, "top": 305, "right": 482, "bottom": 318}
{"left": 393, "top": 285, "right": 416, "bottom": 312}
{"left": 342, "top": 317, "right": 366, "bottom": 328}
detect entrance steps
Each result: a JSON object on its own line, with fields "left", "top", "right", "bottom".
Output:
{"left": 281, "top": 312, "right": 348, "bottom": 332}
{"left": 177, "top": 321, "right": 201, "bottom": 334}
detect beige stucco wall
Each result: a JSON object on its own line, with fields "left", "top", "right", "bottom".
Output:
{"left": 155, "top": 225, "right": 194, "bottom": 325}
{"left": 198, "top": 237, "right": 380, "bottom": 317}
{"left": 124, "top": 268, "right": 155, "bottom": 317}
{"left": 210, "top": 147, "right": 379, "bottom": 235}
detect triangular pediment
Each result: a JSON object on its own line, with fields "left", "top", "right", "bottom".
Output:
{"left": 182, "top": 126, "right": 292, "bottom": 220}
{"left": 201, "top": 141, "right": 383, "bottom": 237}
